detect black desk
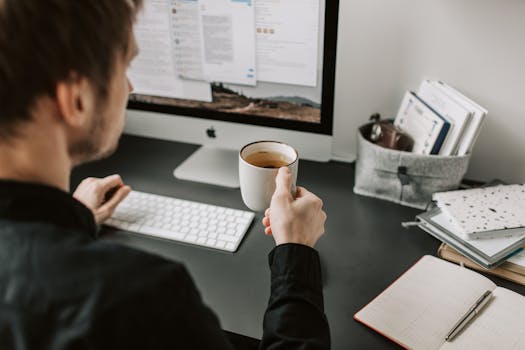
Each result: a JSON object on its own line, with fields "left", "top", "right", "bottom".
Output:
{"left": 71, "top": 135, "right": 525, "bottom": 350}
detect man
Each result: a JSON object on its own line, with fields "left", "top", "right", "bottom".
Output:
{"left": 0, "top": 1, "right": 329, "bottom": 349}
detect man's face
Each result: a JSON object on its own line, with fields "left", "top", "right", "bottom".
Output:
{"left": 70, "top": 32, "right": 139, "bottom": 164}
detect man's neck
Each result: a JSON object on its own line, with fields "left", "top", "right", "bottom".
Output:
{"left": 0, "top": 124, "right": 71, "bottom": 192}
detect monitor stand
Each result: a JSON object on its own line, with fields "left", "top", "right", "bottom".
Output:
{"left": 173, "top": 146, "right": 239, "bottom": 188}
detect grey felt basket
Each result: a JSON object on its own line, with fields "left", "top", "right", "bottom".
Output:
{"left": 354, "top": 123, "right": 471, "bottom": 209}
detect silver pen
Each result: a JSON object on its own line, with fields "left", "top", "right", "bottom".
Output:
{"left": 445, "top": 290, "right": 492, "bottom": 342}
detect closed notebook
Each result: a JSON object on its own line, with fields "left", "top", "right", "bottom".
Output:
{"left": 433, "top": 184, "right": 525, "bottom": 236}
{"left": 434, "top": 81, "right": 487, "bottom": 156}
{"left": 418, "top": 80, "right": 472, "bottom": 156}
{"left": 394, "top": 91, "right": 451, "bottom": 155}
{"left": 354, "top": 255, "right": 525, "bottom": 350}
{"left": 437, "top": 243, "right": 525, "bottom": 286}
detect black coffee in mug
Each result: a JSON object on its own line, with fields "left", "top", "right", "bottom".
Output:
{"left": 244, "top": 151, "right": 292, "bottom": 169}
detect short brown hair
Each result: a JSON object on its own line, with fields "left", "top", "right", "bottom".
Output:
{"left": 0, "top": 0, "right": 143, "bottom": 136}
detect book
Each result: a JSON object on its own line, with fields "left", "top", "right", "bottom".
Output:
{"left": 433, "top": 81, "right": 487, "bottom": 156}
{"left": 433, "top": 184, "right": 525, "bottom": 236}
{"left": 354, "top": 255, "right": 525, "bottom": 350}
{"left": 417, "top": 80, "right": 472, "bottom": 156}
{"left": 416, "top": 207, "right": 525, "bottom": 269}
{"left": 394, "top": 91, "right": 451, "bottom": 155}
{"left": 438, "top": 243, "right": 525, "bottom": 286}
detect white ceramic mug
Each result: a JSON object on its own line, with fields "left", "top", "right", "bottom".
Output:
{"left": 239, "top": 141, "right": 298, "bottom": 212}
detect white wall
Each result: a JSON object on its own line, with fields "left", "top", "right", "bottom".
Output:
{"left": 332, "top": 0, "right": 525, "bottom": 183}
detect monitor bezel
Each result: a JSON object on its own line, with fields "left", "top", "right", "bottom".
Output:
{"left": 127, "top": 0, "right": 339, "bottom": 136}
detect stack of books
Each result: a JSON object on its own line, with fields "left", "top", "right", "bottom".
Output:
{"left": 438, "top": 244, "right": 525, "bottom": 285}
{"left": 394, "top": 80, "right": 487, "bottom": 156}
{"left": 414, "top": 184, "right": 525, "bottom": 284}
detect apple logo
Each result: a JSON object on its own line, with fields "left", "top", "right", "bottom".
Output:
{"left": 206, "top": 127, "right": 216, "bottom": 139}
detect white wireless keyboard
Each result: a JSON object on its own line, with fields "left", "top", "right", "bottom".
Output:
{"left": 105, "top": 191, "right": 255, "bottom": 252}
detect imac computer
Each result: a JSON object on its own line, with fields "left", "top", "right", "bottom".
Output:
{"left": 125, "top": 0, "right": 339, "bottom": 188}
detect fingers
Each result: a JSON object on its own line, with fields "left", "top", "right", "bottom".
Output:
{"left": 274, "top": 167, "right": 293, "bottom": 197}
{"left": 97, "top": 185, "right": 132, "bottom": 223}
{"left": 262, "top": 207, "right": 272, "bottom": 235}
{"left": 98, "top": 174, "right": 124, "bottom": 192}
{"left": 262, "top": 208, "right": 271, "bottom": 226}
{"left": 294, "top": 186, "right": 313, "bottom": 198}
{"left": 320, "top": 210, "right": 327, "bottom": 229}
{"left": 295, "top": 186, "right": 323, "bottom": 207}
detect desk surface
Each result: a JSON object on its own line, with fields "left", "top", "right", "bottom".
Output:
{"left": 71, "top": 135, "right": 525, "bottom": 350}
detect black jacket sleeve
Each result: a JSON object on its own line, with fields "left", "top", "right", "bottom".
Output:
{"left": 259, "top": 244, "right": 330, "bottom": 350}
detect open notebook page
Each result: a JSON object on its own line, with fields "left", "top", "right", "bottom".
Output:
{"left": 440, "top": 287, "right": 525, "bottom": 350}
{"left": 354, "top": 256, "right": 496, "bottom": 350}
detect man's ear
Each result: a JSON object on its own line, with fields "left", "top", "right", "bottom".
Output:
{"left": 55, "top": 75, "right": 95, "bottom": 128}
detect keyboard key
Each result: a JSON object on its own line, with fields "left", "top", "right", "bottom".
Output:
{"left": 140, "top": 226, "right": 182, "bottom": 240}
{"left": 186, "top": 235, "right": 198, "bottom": 243}
{"left": 218, "top": 234, "right": 237, "bottom": 243}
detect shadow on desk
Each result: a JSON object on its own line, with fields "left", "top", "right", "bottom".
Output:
{"left": 225, "top": 331, "right": 260, "bottom": 350}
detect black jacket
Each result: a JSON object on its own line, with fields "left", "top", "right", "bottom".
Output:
{"left": 0, "top": 180, "right": 330, "bottom": 349}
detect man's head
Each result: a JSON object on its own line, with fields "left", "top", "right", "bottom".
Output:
{"left": 0, "top": 0, "right": 142, "bottom": 164}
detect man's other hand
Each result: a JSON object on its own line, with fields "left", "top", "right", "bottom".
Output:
{"left": 73, "top": 174, "right": 131, "bottom": 224}
{"left": 261, "top": 167, "right": 327, "bottom": 248}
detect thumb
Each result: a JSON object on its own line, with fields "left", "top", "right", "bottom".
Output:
{"left": 274, "top": 167, "right": 292, "bottom": 196}
{"left": 97, "top": 186, "right": 132, "bottom": 223}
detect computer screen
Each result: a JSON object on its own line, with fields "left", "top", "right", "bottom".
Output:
{"left": 125, "top": 0, "right": 339, "bottom": 187}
